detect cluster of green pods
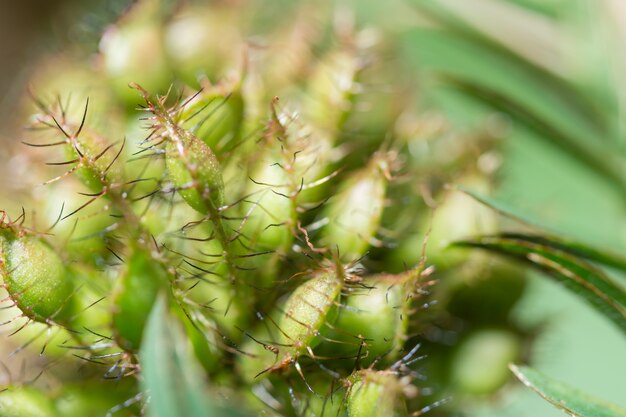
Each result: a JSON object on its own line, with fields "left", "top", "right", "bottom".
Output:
{"left": 0, "top": 1, "right": 531, "bottom": 416}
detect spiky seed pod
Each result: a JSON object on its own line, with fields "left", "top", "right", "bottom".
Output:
{"left": 174, "top": 304, "right": 222, "bottom": 374}
{"left": 179, "top": 83, "right": 244, "bottom": 153}
{"left": 276, "top": 270, "right": 343, "bottom": 359}
{"left": 239, "top": 266, "right": 344, "bottom": 379}
{"left": 111, "top": 248, "right": 170, "bottom": 351}
{"left": 0, "top": 386, "right": 57, "bottom": 417}
{"left": 243, "top": 155, "right": 294, "bottom": 251}
{"left": 164, "top": 124, "right": 225, "bottom": 216}
{"left": 319, "top": 269, "right": 420, "bottom": 368}
{"left": 62, "top": 129, "right": 124, "bottom": 193}
{"left": 321, "top": 151, "right": 394, "bottom": 260}
{"left": 0, "top": 229, "right": 74, "bottom": 324}
{"left": 305, "top": 46, "right": 362, "bottom": 134}
{"left": 346, "top": 369, "right": 416, "bottom": 417}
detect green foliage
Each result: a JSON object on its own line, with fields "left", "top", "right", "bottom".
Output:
{"left": 1, "top": 0, "right": 625, "bottom": 416}
{"left": 510, "top": 365, "right": 626, "bottom": 417}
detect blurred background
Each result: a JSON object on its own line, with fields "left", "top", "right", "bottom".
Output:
{"left": 0, "top": 1, "right": 625, "bottom": 416}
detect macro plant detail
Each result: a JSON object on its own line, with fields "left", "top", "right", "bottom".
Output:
{"left": 0, "top": 1, "right": 625, "bottom": 417}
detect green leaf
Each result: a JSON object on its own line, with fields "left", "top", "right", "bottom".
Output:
{"left": 457, "top": 187, "right": 626, "bottom": 273}
{"left": 495, "top": 233, "right": 626, "bottom": 274}
{"left": 452, "top": 236, "right": 626, "bottom": 333}
{"left": 403, "top": 17, "right": 626, "bottom": 191}
{"left": 140, "top": 296, "right": 211, "bottom": 417}
{"left": 456, "top": 186, "right": 553, "bottom": 231}
{"left": 510, "top": 365, "right": 626, "bottom": 417}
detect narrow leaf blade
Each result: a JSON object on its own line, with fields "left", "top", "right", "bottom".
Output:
{"left": 457, "top": 187, "right": 626, "bottom": 274}
{"left": 140, "top": 296, "right": 211, "bottom": 417}
{"left": 453, "top": 237, "right": 626, "bottom": 333}
{"left": 510, "top": 365, "right": 626, "bottom": 417}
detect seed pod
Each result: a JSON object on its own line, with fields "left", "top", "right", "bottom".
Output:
{"left": 179, "top": 83, "right": 244, "bottom": 153}
{"left": 318, "top": 270, "right": 416, "bottom": 368}
{"left": 165, "top": 128, "right": 225, "bottom": 216}
{"left": 111, "top": 248, "right": 170, "bottom": 351}
{"left": 0, "top": 230, "right": 74, "bottom": 324}
{"left": 100, "top": 0, "right": 171, "bottom": 107}
{"left": 320, "top": 152, "right": 393, "bottom": 260}
{"left": 42, "top": 182, "right": 116, "bottom": 259}
{"left": 347, "top": 370, "right": 415, "bottom": 417}
{"left": 172, "top": 303, "right": 222, "bottom": 374}
{"left": 450, "top": 329, "right": 520, "bottom": 396}
{"left": 424, "top": 177, "right": 497, "bottom": 269}
{"left": 304, "top": 47, "right": 361, "bottom": 133}
{"left": 55, "top": 379, "right": 139, "bottom": 417}
{"left": 273, "top": 269, "right": 343, "bottom": 370}
{"left": 62, "top": 128, "right": 124, "bottom": 193}
{"left": 242, "top": 157, "right": 293, "bottom": 250}
{"left": 302, "top": 384, "right": 347, "bottom": 417}
{"left": 0, "top": 386, "right": 57, "bottom": 417}
{"left": 241, "top": 102, "right": 335, "bottom": 253}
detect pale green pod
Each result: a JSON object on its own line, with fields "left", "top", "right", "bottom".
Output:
{"left": 111, "top": 248, "right": 170, "bottom": 351}
{"left": 54, "top": 380, "right": 139, "bottom": 417}
{"left": 63, "top": 128, "right": 125, "bottom": 193}
{"left": 239, "top": 269, "right": 344, "bottom": 378}
{"left": 0, "top": 232, "right": 74, "bottom": 324}
{"left": 318, "top": 272, "right": 413, "bottom": 367}
{"left": 0, "top": 387, "right": 57, "bottom": 417}
{"left": 450, "top": 329, "right": 520, "bottom": 396}
{"left": 273, "top": 269, "right": 343, "bottom": 370}
{"left": 424, "top": 176, "right": 497, "bottom": 269}
{"left": 42, "top": 181, "right": 116, "bottom": 258}
{"left": 179, "top": 85, "right": 244, "bottom": 152}
{"left": 242, "top": 155, "right": 293, "bottom": 250}
{"left": 321, "top": 152, "right": 392, "bottom": 260}
{"left": 347, "top": 370, "right": 412, "bottom": 417}
{"left": 302, "top": 384, "right": 348, "bottom": 417}
{"left": 165, "top": 130, "right": 225, "bottom": 216}
{"left": 304, "top": 48, "right": 360, "bottom": 133}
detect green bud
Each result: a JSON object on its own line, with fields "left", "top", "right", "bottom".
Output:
{"left": 111, "top": 248, "right": 170, "bottom": 351}
{"left": 63, "top": 129, "right": 124, "bottom": 193}
{"left": 347, "top": 370, "right": 413, "bottom": 417}
{"left": 0, "top": 387, "right": 57, "bottom": 417}
{"left": 165, "top": 129, "right": 225, "bottom": 216}
{"left": 320, "top": 271, "right": 413, "bottom": 367}
{"left": 424, "top": 177, "right": 497, "bottom": 269}
{"left": 179, "top": 83, "right": 244, "bottom": 152}
{"left": 305, "top": 48, "right": 360, "bottom": 133}
{"left": 274, "top": 269, "right": 343, "bottom": 369}
{"left": 0, "top": 231, "right": 74, "bottom": 324}
{"left": 321, "top": 152, "right": 393, "bottom": 260}
{"left": 451, "top": 329, "right": 520, "bottom": 396}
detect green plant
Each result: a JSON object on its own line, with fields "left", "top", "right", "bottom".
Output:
{"left": 1, "top": 1, "right": 624, "bottom": 417}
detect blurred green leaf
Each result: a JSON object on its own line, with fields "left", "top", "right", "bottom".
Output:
{"left": 495, "top": 233, "right": 626, "bottom": 274}
{"left": 510, "top": 365, "right": 626, "bottom": 417}
{"left": 403, "top": 10, "right": 626, "bottom": 192}
{"left": 458, "top": 187, "right": 626, "bottom": 273}
{"left": 140, "top": 296, "right": 211, "bottom": 417}
{"left": 452, "top": 237, "right": 626, "bottom": 333}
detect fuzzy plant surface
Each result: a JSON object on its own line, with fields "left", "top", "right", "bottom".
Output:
{"left": 2, "top": 1, "right": 624, "bottom": 417}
